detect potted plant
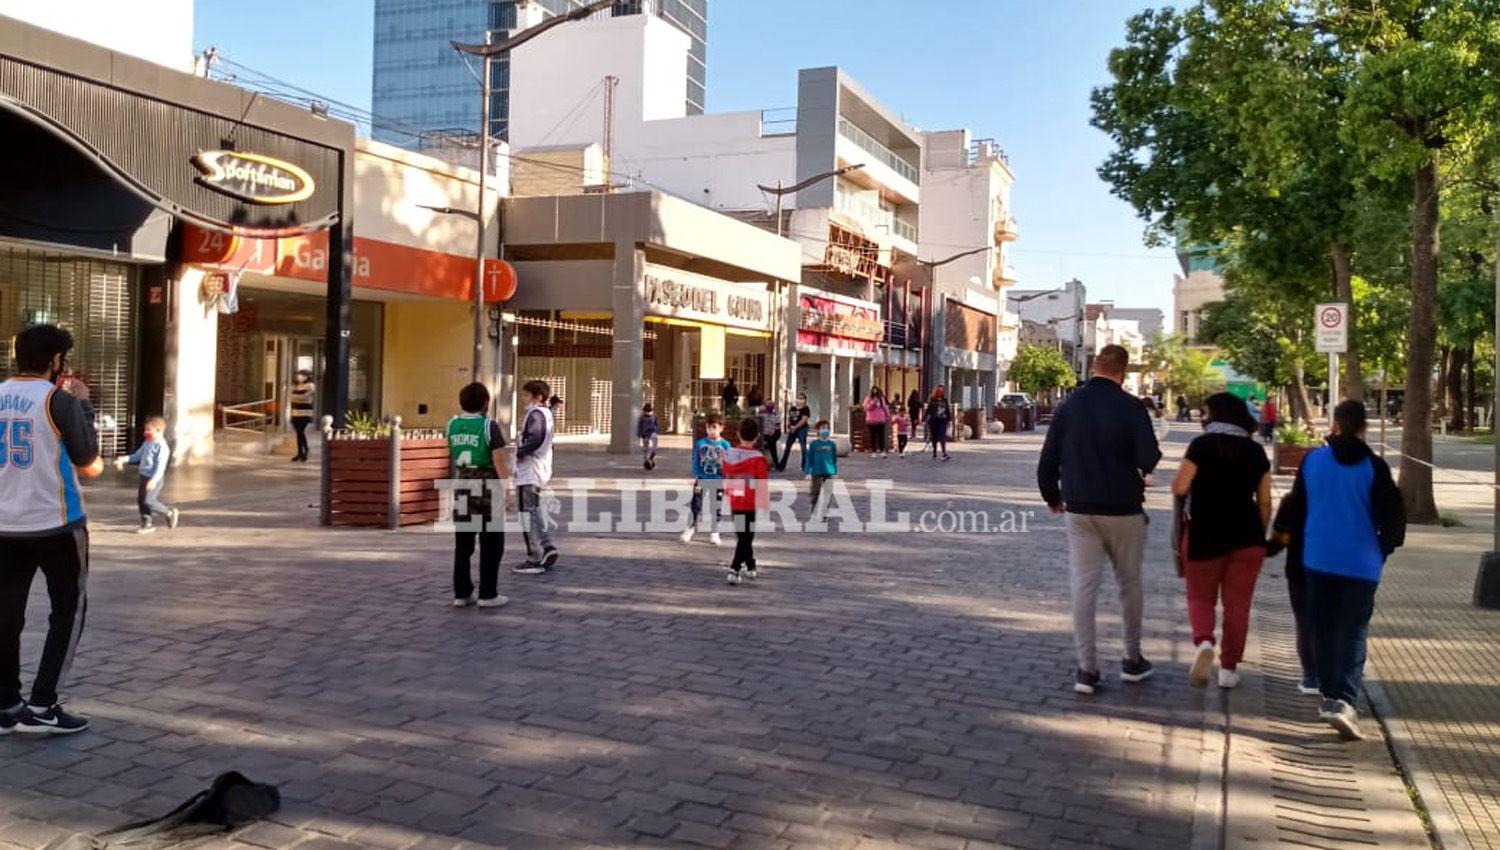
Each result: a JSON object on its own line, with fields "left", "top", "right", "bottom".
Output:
{"left": 1274, "top": 422, "right": 1322, "bottom": 474}
{"left": 321, "top": 414, "right": 450, "bottom": 529}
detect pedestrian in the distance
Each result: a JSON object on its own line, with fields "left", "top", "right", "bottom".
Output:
{"left": 1176, "top": 395, "right": 1190, "bottom": 422}
{"left": 288, "top": 370, "right": 315, "bottom": 462}
{"left": 1260, "top": 396, "right": 1279, "bottom": 444}
{"left": 906, "top": 390, "right": 923, "bottom": 428}
{"left": 1171, "top": 393, "right": 1270, "bottom": 689}
{"left": 1273, "top": 400, "right": 1405, "bottom": 740}
{"left": 720, "top": 377, "right": 740, "bottom": 414}
{"left": 925, "top": 387, "right": 953, "bottom": 461}
{"left": 637, "top": 403, "right": 659, "bottom": 471}
{"left": 778, "top": 391, "right": 812, "bottom": 472}
{"left": 745, "top": 385, "right": 765, "bottom": 411}
{"left": 446, "top": 382, "right": 508, "bottom": 608}
{"left": 803, "top": 419, "right": 838, "bottom": 519}
{"left": 721, "top": 417, "right": 769, "bottom": 585}
{"left": 513, "top": 380, "right": 559, "bottom": 575}
{"left": 892, "top": 405, "right": 912, "bottom": 457}
{"left": 113, "top": 416, "right": 179, "bottom": 533}
{"left": 1037, "top": 344, "right": 1162, "bottom": 695}
{"left": 758, "top": 402, "right": 782, "bottom": 464}
{"left": 862, "top": 386, "right": 891, "bottom": 457}
{"left": 0, "top": 324, "right": 104, "bottom": 735}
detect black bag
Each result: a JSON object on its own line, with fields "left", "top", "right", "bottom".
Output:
{"left": 42, "top": 771, "right": 280, "bottom": 850}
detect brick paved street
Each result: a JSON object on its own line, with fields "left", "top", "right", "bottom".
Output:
{"left": 0, "top": 429, "right": 1426, "bottom": 849}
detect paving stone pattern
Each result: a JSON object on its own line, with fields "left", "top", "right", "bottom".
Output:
{"left": 0, "top": 434, "right": 1258, "bottom": 848}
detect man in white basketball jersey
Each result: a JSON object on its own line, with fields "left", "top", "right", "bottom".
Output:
{"left": 0, "top": 324, "right": 104, "bottom": 735}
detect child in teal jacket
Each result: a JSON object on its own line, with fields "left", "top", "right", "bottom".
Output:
{"left": 803, "top": 420, "right": 838, "bottom": 518}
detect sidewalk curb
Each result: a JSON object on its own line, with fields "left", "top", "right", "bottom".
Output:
{"left": 1365, "top": 661, "right": 1467, "bottom": 850}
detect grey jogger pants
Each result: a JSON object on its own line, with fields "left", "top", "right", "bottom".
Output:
{"left": 1066, "top": 512, "right": 1147, "bottom": 673}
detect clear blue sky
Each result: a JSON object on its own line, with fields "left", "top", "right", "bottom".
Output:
{"left": 195, "top": 0, "right": 1180, "bottom": 316}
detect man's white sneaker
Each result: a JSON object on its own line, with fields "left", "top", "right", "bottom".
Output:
{"left": 1217, "top": 668, "right": 1240, "bottom": 689}
{"left": 477, "top": 595, "right": 508, "bottom": 608}
{"left": 709, "top": 532, "right": 723, "bottom": 546}
{"left": 745, "top": 567, "right": 758, "bottom": 580}
{"left": 679, "top": 527, "right": 695, "bottom": 544}
{"left": 453, "top": 593, "right": 477, "bottom": 608}
{"left": 1188, "top": 641, "right": 1214, "bottom": 687}
{"left": 726, "top": 570, "right": 742, "bottom": 586}
{"left": 135, "top": 525, "right": 156, "bottom": 535}
{"left": 167, "top": 508, "right": 180, "bottom": 529}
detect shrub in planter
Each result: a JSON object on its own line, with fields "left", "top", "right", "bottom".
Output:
{"left": 1274, "top": 422, "right": 1322, "bottom": 474}
{"left": 322, "top": 417, "right": 448, "bottom": 529}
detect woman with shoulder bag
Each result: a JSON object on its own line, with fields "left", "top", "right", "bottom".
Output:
{"left": 1171, "top": 393, "right": 1272, "bottom": 689}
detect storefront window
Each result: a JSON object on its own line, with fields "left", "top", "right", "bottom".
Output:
{"left": 0, "top": 249, "right": 136, "bottom": 456}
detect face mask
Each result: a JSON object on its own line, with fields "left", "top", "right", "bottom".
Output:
{"left": 818, "top": 429, "right": 831, "bottom": 439}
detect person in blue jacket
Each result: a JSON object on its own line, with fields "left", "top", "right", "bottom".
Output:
{"left": 1274, "top": 400, "right": 1405, "bottom": 741}
{"left": 803, "top": 420, "right": 839, "bottom": 520}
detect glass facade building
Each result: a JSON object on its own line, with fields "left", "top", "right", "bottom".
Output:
{"left": 373, "top": 0, "right": 706, "bottom": 146}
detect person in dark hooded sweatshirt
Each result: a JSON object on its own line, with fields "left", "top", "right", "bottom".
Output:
{"left": 1272, "top": 400, "right": 1404, "bottom": 741}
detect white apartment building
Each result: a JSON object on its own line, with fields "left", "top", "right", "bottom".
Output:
{"left": 1009, "top": 279, "right": 1088, "bottom": 378}
{"left": 1173, "top": 270, "right": 1226, "bottom": 346}
{"left": 508, "top": 14, "right": 929, "bottom": 437}
{"left": 918, "top": 130, "right": 1019, "bottom": 412}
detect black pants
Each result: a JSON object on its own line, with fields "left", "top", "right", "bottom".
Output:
{"left": 731, "top": 509, "right": 756, "bottom": 571}
{"left": 897, "top": 434, "right": 909, "bottom": 454}
{"left": 0, "top": 529, "right": 89, "bottom": 708}
{"left": 453, "top": 529, "right": 502, "bottom": 600}
{"left": 930, "top": 419, "right": 949, "bottom": 456}
{"left": 1285, "top": 562, "right": 1316, "bottom": 682}
{"left": 291, "top": 416, "right": 312, "bottom": 460}
{"left": 868, "top": 423, "right": 887, "bottom": 453}
{"left": 1305, "top": 570, "right": 1379, "bottom": 704}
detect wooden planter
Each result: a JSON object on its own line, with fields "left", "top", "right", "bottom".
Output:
{"left": 320, "top": 418, "right": 449, "bottom": 528}
{"left": 1275, "top": 443, "right": 1316, "bottom": 475}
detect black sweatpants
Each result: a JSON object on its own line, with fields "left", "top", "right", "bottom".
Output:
{"left": 0, "top": 529, "right": 89, "bottom": 708}
{"left": 731, "top": 509, "right": 756, "bottom": 572}
{"left": 452, "top": 476, "right": 502, "bottom": 600}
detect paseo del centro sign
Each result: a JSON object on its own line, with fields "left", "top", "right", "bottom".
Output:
{"left": 192, "top": 150, "right": 315, "bottom": 205}
{"left": 642, "top": 265, "right": 769, "bottom": 332}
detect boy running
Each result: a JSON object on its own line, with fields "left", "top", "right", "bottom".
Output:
{"left": 721, "top": 418, "right": 770, "bottom": 585}
{"left": 637, "top": 403, "right": 659, "bottom": 470}
{"left": 803, "top": 420, "right": 838, "bottom": 520}
{"left": 446, "top": 382, "right": 508, "bottom": 607}
{"left": 680, "top": 413, "right": 729, "bottom": 545}
{"left": 0, "top": 324, "right": 103, "bottom": 735}
{"left": 113, "top": 416, "right": 178, "bottom": 533}
{"left": 513, "top": 380, "right": 559, "bottom": 575}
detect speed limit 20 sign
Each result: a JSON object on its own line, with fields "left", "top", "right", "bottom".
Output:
{"left": 1315, "top": 303, "right": 1348, "bottom": 353}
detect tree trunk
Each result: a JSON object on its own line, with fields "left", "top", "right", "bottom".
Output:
{"left": 1401, "top": 157, "right": 1441, "bottom": 523}
{"left": 1290, "top": 362, "right": 1315, "bottom": 425}
{"left": 1448, "top": 346, "right": 1467, "bottom": 431}
{"left": 1331, "top": 240, "right": 1365, "bottom": 402}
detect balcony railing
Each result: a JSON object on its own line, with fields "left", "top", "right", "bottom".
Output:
{"left": 760, "top": 107, "right": 797, "bottom": 137}
{"left": 892, "top": 218, "right": 918, "bottom": 243}
{"left": 838, "top": 117, "right": 919, "bottom": 184}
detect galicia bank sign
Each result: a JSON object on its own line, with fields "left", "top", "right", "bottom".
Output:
{"left": 642, "top": 264, "right": 769, "bottom": 331}
{"left": 192, "top": 150, "right": 315, "bottom": 205}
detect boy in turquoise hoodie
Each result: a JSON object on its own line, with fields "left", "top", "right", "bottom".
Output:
{"left": 803, "top": 420, "right": 838, "bottom": 520}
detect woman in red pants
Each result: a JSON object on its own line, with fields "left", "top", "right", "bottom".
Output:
{"left": 1171, "top": 393, "right": 1272, "bottom": 689}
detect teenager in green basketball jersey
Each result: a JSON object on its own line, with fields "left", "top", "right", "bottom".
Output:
{"left": 446, "top": 382, "right": 509, "bottom": 608}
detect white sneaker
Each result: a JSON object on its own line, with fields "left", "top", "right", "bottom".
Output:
{"left": 745, "top": 567, "right": 759, "bottom": 580}
{"left": 726, "top": 570, "right": 742, "bottom": 586}
{"left": 167, "top": 508, "right": 180, "bottom": 529}
{"left": 453, "top": 593, "right": 477, "bottom": 608}
{"left": 709, "top": 532, "right": 723, "bottom": 546}
{"left": 135, "top": 525, "right": 156, "bottom": 535}
{"left": 1217, "top": 668, "right": 1240, "bottom": 689}
{"left": 679, "top": 527, "right": 695, "bottom": 544}
{"left": 1188, "top": 641, "right": 1214, "bottom": 687}
{"left": 477, "top": 595, "right": 509, "bottom": 608}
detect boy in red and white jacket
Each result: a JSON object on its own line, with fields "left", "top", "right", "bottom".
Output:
{"left": 720, "top": 417, "right": 770, "bottom": 586}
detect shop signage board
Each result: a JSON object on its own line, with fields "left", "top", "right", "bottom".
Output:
{"left": 1314, "top": 302, "right": 1348, "bottom": 353}
{"left": 641, "top": 264, "right": 770, "bottom": 332}
{"left": 796, "top": 287, "right": 882, "bottom": 358}
{"left": 192, "top": 150, "right": 315, "bottom": 205}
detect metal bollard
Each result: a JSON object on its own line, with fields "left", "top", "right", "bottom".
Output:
{"left": 319, "top": 415, "right": 334, "bottom": 526}
{"left": 387, "top": 415, "right": 403, "bottom": 530}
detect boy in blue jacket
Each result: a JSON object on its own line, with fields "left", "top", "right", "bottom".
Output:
{"left": 113, "top": 416, "right": 178, "bottom": 533}
{"left": 803, "top": 420, "right": 838, "bottom": 520}
{"left": 1273, "top": 400, "right": 1405, "bottom": 741}
{"left": 680, "top": 412, "right": 730, "bottom": 545}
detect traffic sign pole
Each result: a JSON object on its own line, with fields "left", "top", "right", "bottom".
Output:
{"left": 1328, "top": 352, "right": 1339, "bottom": 427}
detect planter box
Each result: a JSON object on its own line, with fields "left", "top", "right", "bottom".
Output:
{"left": 321, "top": 425, "right": 449, "bottom": 528}
{"left": 1275, "top": 443, "right": 1315, "bottom": 475}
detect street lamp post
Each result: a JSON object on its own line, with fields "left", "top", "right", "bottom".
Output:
{"left": 755, "top": 164, "right": 866, "bottom": 407}
{"left": 449, "top": 0, "right": 616, "bottom": 400}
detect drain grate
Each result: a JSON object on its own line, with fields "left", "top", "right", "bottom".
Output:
{"left": 1221, "top": 569, "right": 1431, "bottom": 850}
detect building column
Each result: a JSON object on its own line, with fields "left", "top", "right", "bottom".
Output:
{"left": 781, "top": 284, "right": 800, "bottom": 408}
{"left": 163, "top": 267, "right": 219, "bottom": 464}
{"left": 675, "top": 328, "right": 693, "bottom": 433}
{"left": 610, "top": 242, "right": 645, "bottom": 454}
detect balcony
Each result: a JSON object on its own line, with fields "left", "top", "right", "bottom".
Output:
{"left": 838, "top": 117, "right": 919, "bottom": 184}
{"left": 995, "top": 263, "right": 1018, "bottom": 286}
{"left": 892, "top": 218, "right": 918, "bottom": 243}
{"left": 996, "top": 216, "right": 1019, "bottom": 243}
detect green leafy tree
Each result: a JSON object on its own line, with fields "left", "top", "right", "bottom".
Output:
{"left": 1009, "top": 345, "right": 1078, "bottom": 399}
{"left": 1145, "top": 335, "right": 1225, "bottom": 406}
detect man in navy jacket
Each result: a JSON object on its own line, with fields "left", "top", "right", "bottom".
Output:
{"left": 1038, "top": 345, "right": 1162, "bottom": 694}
